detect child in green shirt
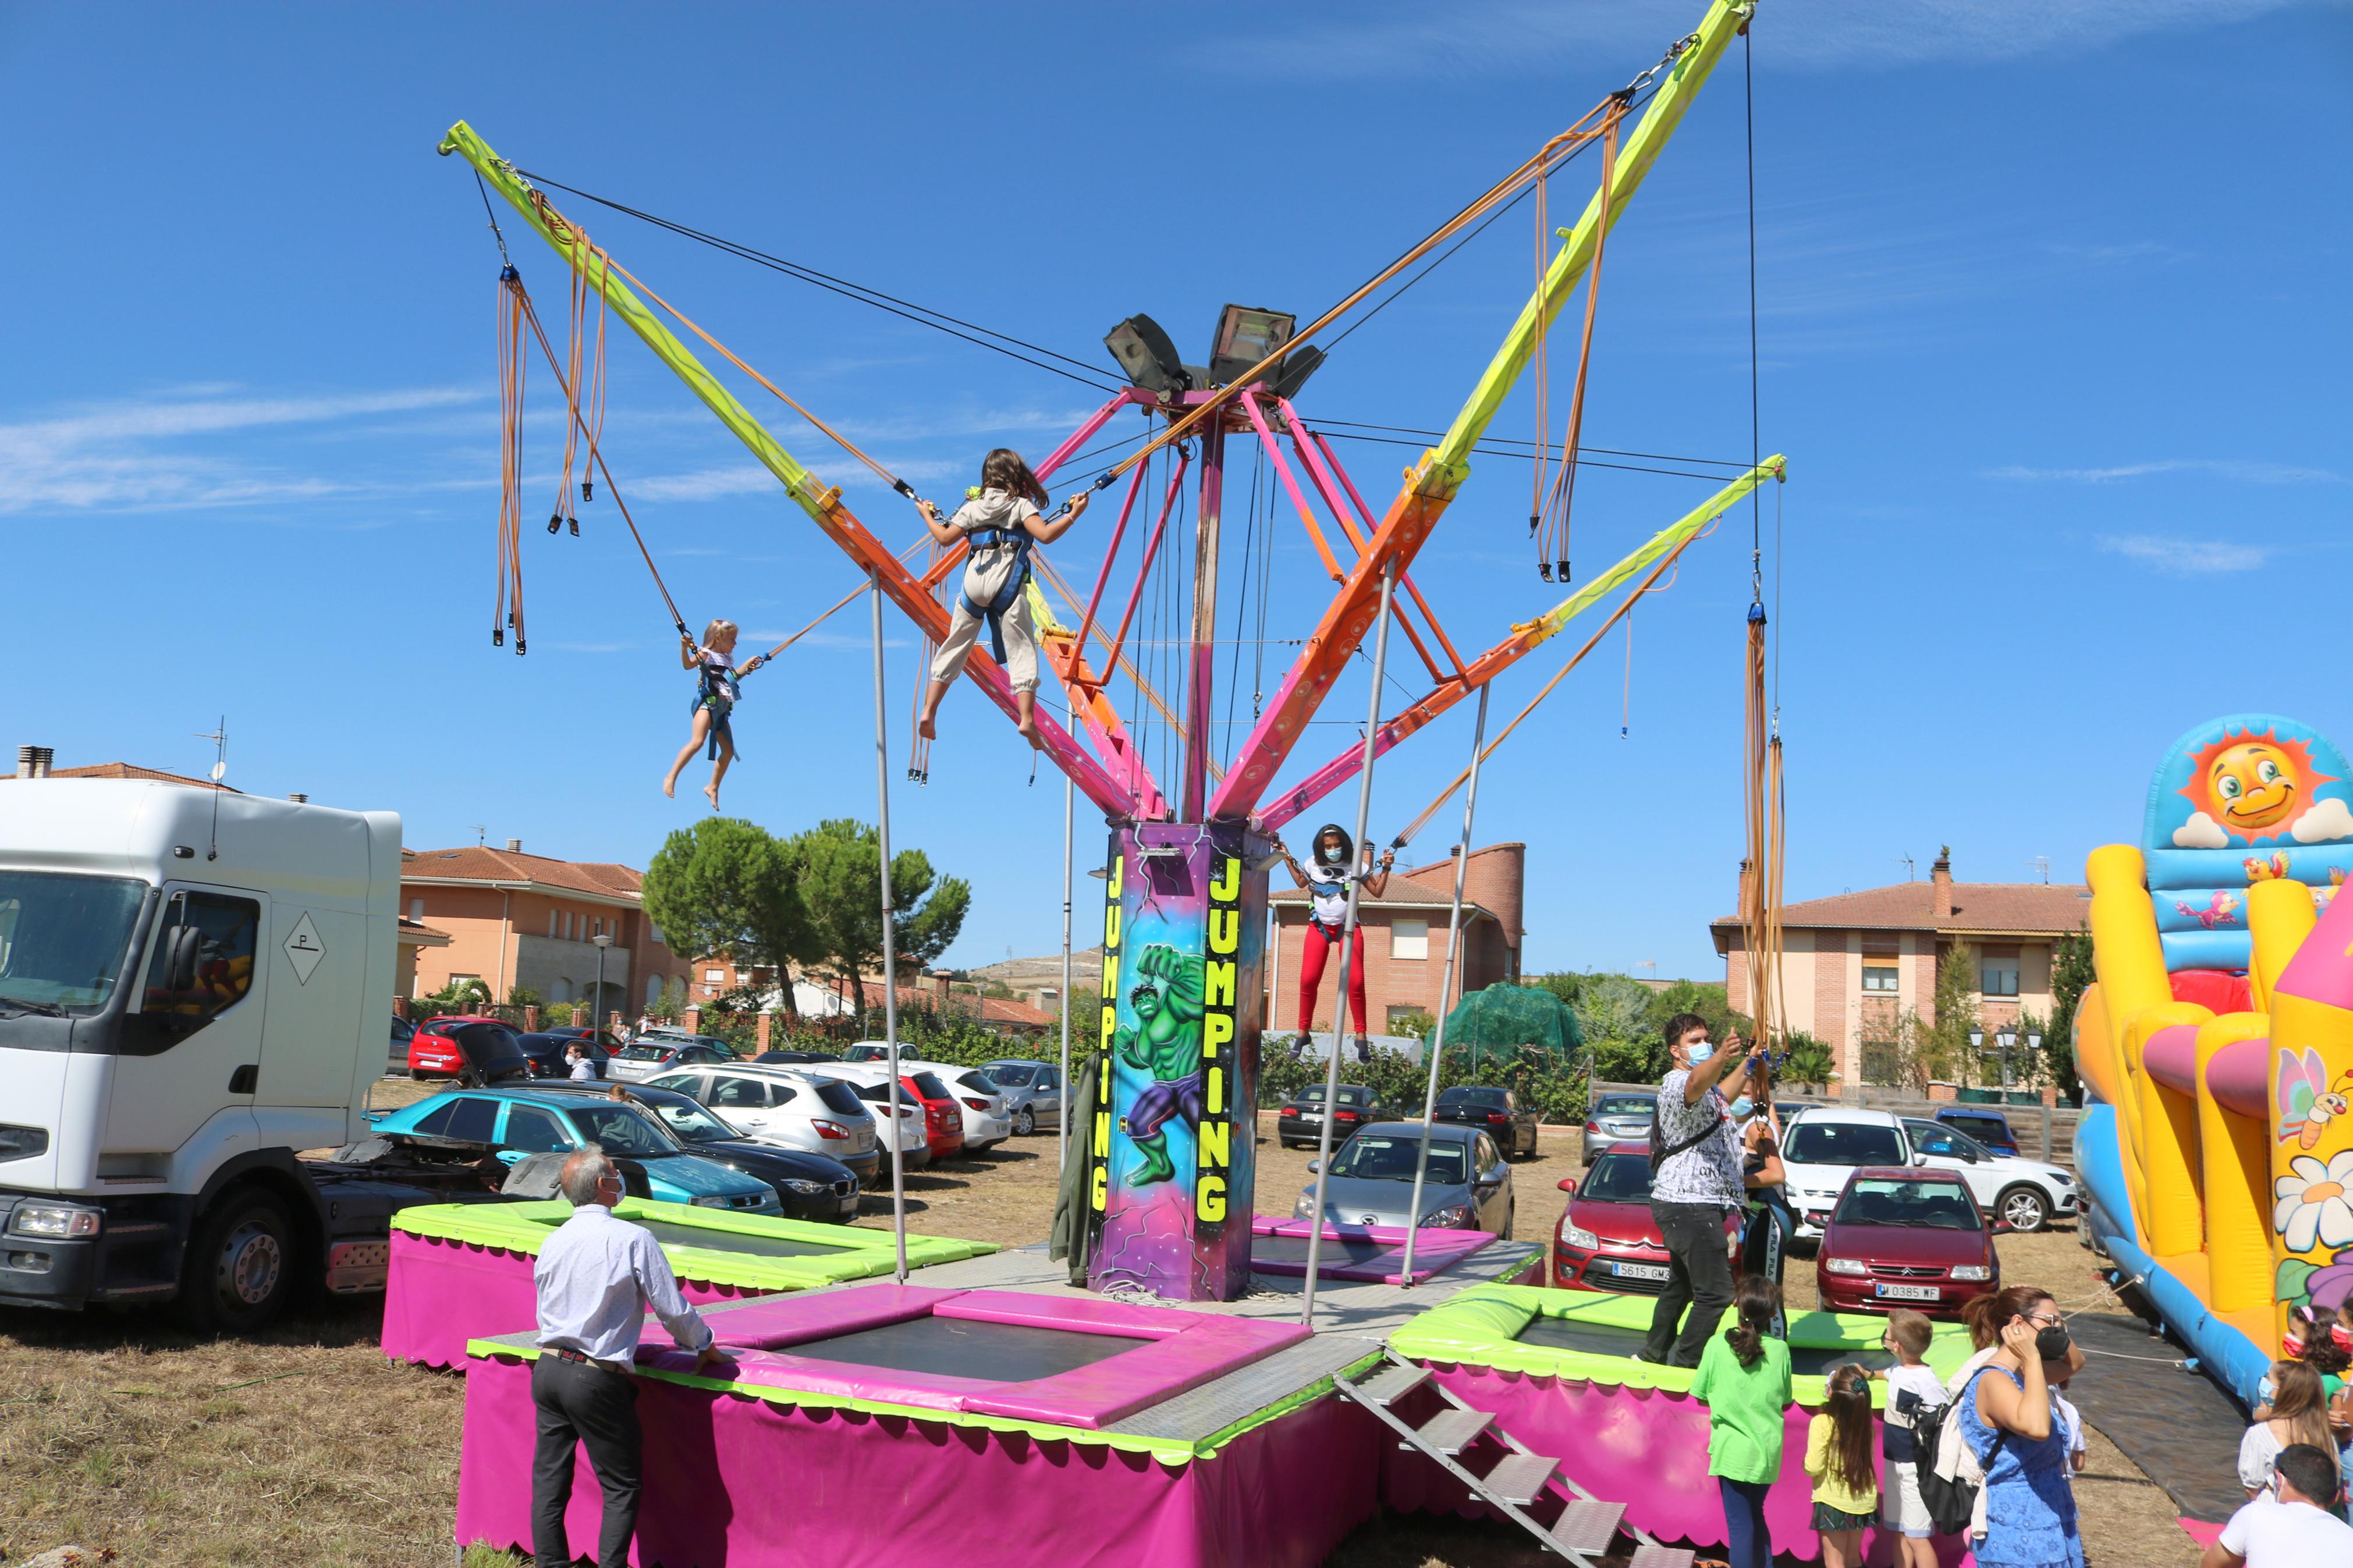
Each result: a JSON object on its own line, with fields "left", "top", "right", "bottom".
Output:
{"left": 1690, "top": 1276, "right": 1793, "bottom": 1568}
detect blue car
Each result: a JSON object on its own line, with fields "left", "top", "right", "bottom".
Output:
{"left": 372, "top": 1086, "right": 780, "bottom": 1213}
{"left": 1933, "top": 1106, "right": 2022, "bottom": 1158}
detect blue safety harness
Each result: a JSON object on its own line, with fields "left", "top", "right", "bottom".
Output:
{"left": 959, "top": 521, "right": 1035, "bottom": 665}
{"left": 692, "top": 659, "right": 740, "bottom": 760}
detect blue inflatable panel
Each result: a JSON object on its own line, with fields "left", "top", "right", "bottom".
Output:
{"left": 2075, "top": 1105, "right": 2266, "bottom": 1416}
{"left": 2157, "top": 928, "right": 2254, "bottom": 973}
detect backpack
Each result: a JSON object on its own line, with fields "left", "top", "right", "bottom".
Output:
{"left": 1648, "top": 1093, "right": 1725, "bottom": 1176}
{"left": 1913, "top": 1393, "right": 1999, "bottom": 1537}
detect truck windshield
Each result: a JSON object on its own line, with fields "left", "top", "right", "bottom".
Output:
{"left": 0, "top": 872, "right": 147, "bottom": 1016}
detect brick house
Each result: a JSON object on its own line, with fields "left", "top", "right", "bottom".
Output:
{"left": 1268, "top": 842, "right": 1524, "bottom": 1037}
{"left": 1708, "top": 848, "right": 2089, "bottom": 1086}
{"left": 399, "top": 840, "right": 693, "bottom": 1019}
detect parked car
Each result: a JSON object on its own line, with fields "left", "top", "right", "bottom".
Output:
{"left": 755, "top": 1048, "right": 842, "bottom": 1065}
{"left": 609, "top": 1037, "right": 736, "bottom": 1082}
{"left": 1815, "top": 1167, "right": 1998, "bottom": 1318}
{"left": 407, "top": 1016, "right": 532, "bottom": 1085}
{"left": 1900, "top": 1117, "right": 2078, "bottom": 1233}
{"left": 1933, "top": 1106, "right": 2022, "bottom": 1158}
{"left": 1276, "top": 1084, "right": 1388, "bottom": 1150}
{"left": 805, "top": 1065, "right": 950, "bottom": 1167}
{"left": 1552, "top": 1140, "right": 1742, "bottom": 1294}
{"left": 1432, "top": 1085, "right": 1540, "bottom": 1159}
{"left": 389, "top": 1014, "right": 415, "bottom": 1075}
{"left": 904, "top": 1061, "right": 1012, "bottom": 1152}
{"left": 979, "top": 1058, "right": 1065, "bottom": 1136}
{"left": 516, "top": 1030, "right": 608, "bottom": 1079}
{"left": 1580, "top": 1090, "right": 1658, "bottom": 1164}
{"left": 1779, "top": 1108, "right": 2078, "bottom": 1237}
{"left": 370, "top": 1087, "right": 780, "bottom": 1212}
{"left": 840, "top": 1041, "right": 893, "bottom": 1062}
{"left": 1294, "top": 1121, "right": 1514, "bottom": 1233}
{"left": 643, "top": 1064, "right": 882, "bottom": 1188}
{"left": 536, "top": 1080, "right": 863, "bottom": 1221}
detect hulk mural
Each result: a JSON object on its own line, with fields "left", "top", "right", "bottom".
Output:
{"left": 1115, "top": 944, "right": 1205, "bottom": 1185}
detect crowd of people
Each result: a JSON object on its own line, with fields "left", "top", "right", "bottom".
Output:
{"left": 1642, "top": 1013, "right": 2353, "bottom": 1568}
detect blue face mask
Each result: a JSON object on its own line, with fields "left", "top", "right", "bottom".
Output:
{"left": 1730, "top": 1098, "right": 1755, "bottom": 1121}
{"left": 2258, "top": 1375, "right": 2277, "bottom": 1406}
{"left": 1687, "top": 1040, "right": 1715, "bottom": 1066}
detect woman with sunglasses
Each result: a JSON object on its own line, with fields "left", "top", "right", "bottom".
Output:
{"left": 1953, "top": 1286, "right": 2086, "bottom": 1568}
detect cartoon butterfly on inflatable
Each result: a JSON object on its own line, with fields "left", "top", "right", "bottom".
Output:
{"left": 2278, "top": 1047, "right": 2353, "bottom": 1150}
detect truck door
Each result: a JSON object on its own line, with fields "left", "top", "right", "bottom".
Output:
{"left": 107, "top": 886, "right": 268, "bottom": 1155}
{"left": 254, "top": 902, "right": 368, "bottom": 1151}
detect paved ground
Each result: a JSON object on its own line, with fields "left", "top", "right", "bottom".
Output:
{"left": 0, "top": 1102, "right": 2203, "bottom": 1566}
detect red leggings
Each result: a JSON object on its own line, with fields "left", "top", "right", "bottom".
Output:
{"left": 1296, "top": 921, "right": 1368, "bottom": 1034}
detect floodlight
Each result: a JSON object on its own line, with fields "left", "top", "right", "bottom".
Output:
{"left": 1208, "top": 304, "right": 1296, "bottom": 385}
{"left": 1103, "top": 315, "right": 1190, "bottom": 396}
{"left": 1272, "top": 344, "right": 1326, "bottom": 401}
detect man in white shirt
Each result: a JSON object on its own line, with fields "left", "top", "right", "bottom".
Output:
{"left": 1642, "top": 1013, "right": 1762, "bottom": 1367}
{"left": 566, "top": 1043, "right": 599, "bottom": 1082}
{"left": 532, "top": 1148, "right": 728, "bottom": 1568}
{"left": 2202, "top": 1443, "right": 2353, "bottom": 1567}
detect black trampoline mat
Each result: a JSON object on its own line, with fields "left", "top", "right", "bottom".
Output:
{"left": 629, "top": 1218, "right": 854, "bottom": 1260}
{"left": 1250, "top": 1235, "right": 1396, "bottom": 1268}
{"left": 786, "top": 1315, "right": 1151, "bottom": 1381}
{"left": 1514, "top": 1314, "right": 1893, "bottom": 1377}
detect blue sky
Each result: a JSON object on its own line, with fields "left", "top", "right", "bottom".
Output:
{"left": 2, "top": 1, "right": 2345, "bottom": 982}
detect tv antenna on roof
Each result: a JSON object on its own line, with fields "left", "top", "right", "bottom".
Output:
{"left": 193, "top": 717, "right": 228, "bottom": 861}
{"left": 2028, "top": 855, "right": 2050, "bottom": 885}
{"left": 1897, "top": 854, "right": 1915, "bottom": 882}
{"left": 468, "top": 824, "right": 488, "bottom": 846}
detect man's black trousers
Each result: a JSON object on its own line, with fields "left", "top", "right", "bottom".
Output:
{"left": 1644, "top": 1199, "right": 1736, "bottom": 1367}
{"left": 531, "top": 1353, "right": 641, "bottom": 1568}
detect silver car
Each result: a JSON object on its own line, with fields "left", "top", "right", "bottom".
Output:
{"left": 979, "top": 1058, "right": 1067, "bottom": 1136}
{"left": 1582, "top": 1090, "right": 1658, "bottom": 1164}
{"left": 1293, "top": 1121, "right": 1514, "bottom": 1234}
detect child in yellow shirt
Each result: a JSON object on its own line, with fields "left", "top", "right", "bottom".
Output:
{"left": 1805, "top": 1363, "right": 1879, "bottom": 1568}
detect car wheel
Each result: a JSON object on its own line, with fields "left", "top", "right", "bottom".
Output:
{"left": 1013, "top": 1108, "right": 1036, "bottom": 1137}
{"left": 410, "top": 1068, "right": 428, "bottom": 1081}
{"left": 1999, "top": 1185, "right": 2050, "bottom": 1233}
{"left": 177, "top": 1186, "right": 294, "bottom": 1334}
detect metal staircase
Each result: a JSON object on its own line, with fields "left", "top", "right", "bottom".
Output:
{"left": 1336, "top": 1351, "right": 1695, "bottom": 1567}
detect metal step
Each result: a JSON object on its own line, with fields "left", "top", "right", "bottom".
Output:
{"left": 1410, "top": 1407, "right": 1495, "bottom": 1455}
{"left": 1351, "top": 1360, "right": 1431, "bottom": 1407}
{"left": 1479, "top": 1451, "right": 1560, "bottom": 1506}
{"left": 1625, "top": 1545, "right": 1695, "bottom": 1568}
{"left": 1546, "top": 1499, "right": 1627, "bottom": 1555}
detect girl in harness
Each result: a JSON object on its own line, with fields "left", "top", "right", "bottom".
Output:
{"left": 662, "top": 617, "right": 767, "bottom": 808}
{"left": 914, "top": 449, "right": 1091, "bottom": 748}
{"left": 1277, "top": 823, "right": 1394, "bottom": 1061}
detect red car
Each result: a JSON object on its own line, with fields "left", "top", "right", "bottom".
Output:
{"left": 1815, "top": 1166, "right": 1999, "bottom": 1319}
{"left": 903, "top": 1069, "right": 966, "bottom": 1160}
{"left": 1552, "top": 1140, "right": 1742, "bottom": 1295}
{"left": 408, "top": 1014, "right": 521, "bottom": 1080}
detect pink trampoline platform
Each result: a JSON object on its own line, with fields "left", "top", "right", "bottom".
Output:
{"left": 1245, "top": 1217, "right": 1499, "bottom": 1286}
{"left": 456, "top": 1283, "right": 1383, "bottom": 1568}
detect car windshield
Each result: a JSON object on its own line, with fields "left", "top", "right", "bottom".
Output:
{"left": 1786, "top": 1122, "right": 1905, "bottom": 1167}
{"left": 637, "top": 1095, "right": 736, "bottom": 1143}
{"left": 617, "top": 1045, "right": 670, "bottom": 1062}
{"left": 911, "top": 1072, "right": 952, "bottom": 1100}
{"left": 1947, "top": 1117, "right": 2009, "bottom": 1143}
{"left": 565, "top": 1103, "right": 676, "bottom": 1156}
{"left": 1595, "top": 1095, "right": 1655, "bottom": 1118}
{"left": 1834, "top": 1178, "right": 1983, "bottom": 1231}
{"left": 0, "top": 872, "right": 148, "bottom": 1017}
{"left": 1293, "top": 1085, "right": 1372, "bottom": 1105}
{"left": 1580, "top": 1153, "right": 1655, "bottom": 1203}
{"left": 1438, "top": 1087, "right": 1506, "bottom": 1107}
{"left": 956, "top": 1072, "right": 997, "bottom": 1094}
{"left": 1328, "top": 1135, "right": 1467, "bottom": 1185}
{"left": 805, "top": 1079, "right": 865, "bottom": 1117}
{"left": 1906, "top": 1120, "right": 1995, "bottom": 1161}
{"left": 985, "top": 1062, "right": 1037, "bottom": 1087}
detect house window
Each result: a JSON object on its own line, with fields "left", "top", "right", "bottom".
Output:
{"left": 1861, "top": 965, "right": 1899, "bottom": 993}
{"left": 645, "top": 976, "right": 663, "bottom": 1008}
{"left": 1386, "top": 1004, "right": 1424, "bottom": 1033}
{"left": 647, "top": 922, "right": 665, "bottom": 947}
{"left": 407, "top": 898, "right": 424, "bottom": 921}
{"left": 1982, "top": 957, "right": 2020, "bottom": 997}
{"left": 548, "top": 911, "right": 559, "bottom": 938}
{"left": 705, "top": 968, "right": 726, "bottom": 983}
{"left": 1391, "top": 919, "right": 1429, "bottom": 961}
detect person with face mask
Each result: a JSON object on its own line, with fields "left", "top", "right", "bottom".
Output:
{"left": 1951, "top": 1288, "right": 2087, "bottom": 1568}
{"left": 1641, "top": 1013, "right": 1764, "bottom": 1367}
{"left": 1276, "top": 824, "right": 1393, "bottom": 1062}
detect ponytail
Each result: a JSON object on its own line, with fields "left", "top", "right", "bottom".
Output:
{"left": 1726, "top": 1275, "right": 1781, "bottom": 1369}
{"left": 1960, "top": 1285, "right": 2051, "bottom": 1352}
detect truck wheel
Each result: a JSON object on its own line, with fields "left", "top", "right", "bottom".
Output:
{"left": 178, "top": 1187, "right": 294, "bottom": 1334}
{"left": 1997, "top": 1185, "right": 2050, "bottom": 1234}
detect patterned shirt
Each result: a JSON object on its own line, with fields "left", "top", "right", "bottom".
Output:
{"left": 1652, "top": 1066, "right": 1745, "bottom": 1209}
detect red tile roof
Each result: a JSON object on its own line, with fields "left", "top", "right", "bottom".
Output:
{"left": 401, "top": 846, "right": 646, "bottom": 904}
{"left": 398, "top": 916, "right": 453, "bottom": 947}
{"left": 1709, "top": 880, "right": 2091, "bottom": 941}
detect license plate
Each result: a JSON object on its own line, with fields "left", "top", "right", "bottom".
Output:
{"left": 837, "top": 1198, "right": 858, "bottom": 1215}
{"left": 1297, "top": 1112, "right": 1322, "bottom": 1123}
{"left": 1613, "top": 1262, "right": 1672, "bottom": 1282}
{"left": 1875, "top": 1282, "right": 1941, "bottom": 1302}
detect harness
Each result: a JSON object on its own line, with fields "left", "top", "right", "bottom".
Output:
{"left": 695, "top": 660, "right": 741, "bottom": 759}
{"left": 959, "top": 522, "right": 1035, "bottom": 664}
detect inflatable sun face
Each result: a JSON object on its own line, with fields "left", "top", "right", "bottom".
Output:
{"left": 2211, "top": 741, "right": 2301, "bottom": 831}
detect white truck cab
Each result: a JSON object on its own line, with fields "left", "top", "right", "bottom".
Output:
{"left": 0, "top": 780, "right": 403, "bottom": 1328}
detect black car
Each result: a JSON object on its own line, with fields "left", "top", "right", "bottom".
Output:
{"left": 1433, "top": 1085, "right": 1539, "bottom": 1159}
{"left": 534, "top": 1080, "right": 863, "bottom": 1222}
{"left": 1276, "top": 1084, "right": 1388, "bottom": 1150}
{"left": 516, "top": 1031, "right": 609, "bottom": 1079}
{"left": 443, "top": 1020, "right": 533, "bottom": 1086}
{"left": 755, "top": 1048, "right": 842, "bottom": 1065}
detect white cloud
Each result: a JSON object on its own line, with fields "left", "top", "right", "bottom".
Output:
{"left": 2293, "top": 798, "right": 2353, "bottom": 845}
{"left": 631, "top": 466, "right": 778, "bottom": 503}
{"left": 2174, "top": 811, "right": 2230, "bottom": 849}
{"left": 2099, "top": 535, "right": 2270, "bottom": 575}
{"left": 1204, "top": 0, "right": 2308, "bottom": 83}
{"left": 1990, "top": 458, "right": 2345, "bottom": 484}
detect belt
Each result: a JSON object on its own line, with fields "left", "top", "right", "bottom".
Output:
{"left": 546, "top": 1345, "right": 631, "bottom": 1377}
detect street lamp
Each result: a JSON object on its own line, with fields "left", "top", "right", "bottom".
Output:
{"left": 591, "top": 933, "right": 613, "bottom": 1039}
{"left": 1996, "top": 1026, "right": 2018, "bottom": 1093}
{"left": 1968, "top": 1026, "right": 1983, "bottom": 1088}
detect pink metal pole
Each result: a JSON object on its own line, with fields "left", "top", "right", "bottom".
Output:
{"left": 1096, "top": 453, "right": 1190, "bottom": 694}
{"left": 1181, "top": 424, "right": 1226, "bottom": 822}
{"left": 1034, "top": 392, "right": 1141, "bottom": 483}
{"left": 1069, "top": 458, "right": 1152, "bottom": 674}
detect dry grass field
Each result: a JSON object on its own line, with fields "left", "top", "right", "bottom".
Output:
{"left": 0, "top": 1103, "right": 2202, "bottom": 1567}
